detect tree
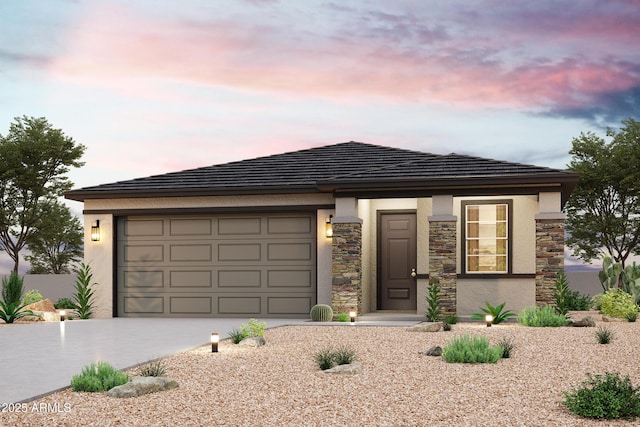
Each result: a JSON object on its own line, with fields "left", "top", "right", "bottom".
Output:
{"left": 0, "top": 116, "right": 85, "bottom": 274}
{"left": 25, "top": 200, "right": 83, "bottom": 274}
{"left": 565, "top": 118, "right": 640, "bottom": 267}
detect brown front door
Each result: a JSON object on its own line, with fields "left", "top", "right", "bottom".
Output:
{"left": 378, "top": 212, "right": 417, "bottom": 310}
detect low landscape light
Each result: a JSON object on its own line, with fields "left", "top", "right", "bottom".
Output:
{"left": 211, "top": 333, "right": 219, "bottom": 353}
{"left": 485, "top": 314, "right": 493, "bottom": 327}
{"left": 349, "top": 311, "right": 356, "bottom": 323}
{"left": 59, "top": 309, "right": 66, "bottom": 322}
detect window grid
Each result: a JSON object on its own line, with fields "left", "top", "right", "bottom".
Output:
{"left": 465, "top": 204, "right": 508, "bottom": 274}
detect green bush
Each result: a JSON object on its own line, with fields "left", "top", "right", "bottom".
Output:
{"left": 443, "top": 314, "right": 458, "bottom": 325}
{"left": 593, "top": 289, "right": 639, "bottom": 319}
{"left": 336, "top": 311, "right": 350, "bottom": 322}
{"left": 595, "top": 326, "right": 614, "bottom": 344}
{"left": 22, "top": 289, "right": 43, "bottom": 306}
{"left": 313, "top": 344, "right": 357, "bottom": 370}
{"left": 470, "top": 301, "right": 516, "bottom": 324}
{"left": 0, "top": 300, "right": 35, "bottom": 323}
{"left": 229, "top": 319, "right": 267, "bottom": 344}
{"left": 517, "top": 306, "right": 568, "bottom": 327}
{"left": 2, "top": 273, "right": 24, "bottom": 305}
{"left": 310, "top": 304, "right": 333, "bottom": 322}
{"left": 441, "top": 334, "right": 503, "bottom": 364}
{"left": 228, "top": 328, "right": 245, "bottom": 344}
{"left": 425, "top": 278, "right": 441, "bottom": 322}
{"left": 563, "top": 373, "right": 640, "bottom": 420}
{"left": 71, "top": 361, "right": 129, "bottom": 392}
{"left": 137, "top": 359, "right": 167, "bottom": 377}
{"left": 72, "top": 263, "right": 96, "bottom": 319}
{"left": 553, "top": 271, "right": 591, "bottom": 315}
{"left": 55, "top": 297, "right": 76, "bottom": 309}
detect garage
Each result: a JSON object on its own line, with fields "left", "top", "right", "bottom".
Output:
{"left": 116, "top": 213, "right": 317, "bottom": 318}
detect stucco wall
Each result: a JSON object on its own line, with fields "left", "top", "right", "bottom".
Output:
{"left": 457, "top": 278, "right": 536, "bottom": 317}
{"left": 316, "top": 209, "right": 334, "bottom": 306}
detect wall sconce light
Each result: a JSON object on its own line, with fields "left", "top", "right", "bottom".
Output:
{"left": 349, "top": 311, "right": 356, "bottom": 323}
{"left": 485, "top": 314, "right": 493, "bottom": 327}
{"left": 325, "top": 215, "right": 333, "bottom": 238}
{"left": 91, "top": 220, "right": 100, "bottom": 241}
{"left": 211, "top": 332, "right": 219, "bottom": 353}
{"left": 59, "top": 309, "right": 66, "bottom": 322}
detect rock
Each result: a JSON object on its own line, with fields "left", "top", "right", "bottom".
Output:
{"left": 567, "top": 316, "right": 596, "bottom": 327}
{"left": 107, "top": 377, "right": 178, "bottom": 398}
{"left": 238, "top": 336, "right": 266, "bottom": 347}
{"left": 601, "top": 316, "right": 626, "bottom": 322}
{"left": 324, "top": 362, "right": 362, "bottom": 374}
{"left": 419, "top": 346, "right": 443, "bottom": 356}
{"left": 24, "top": 298, "right": 56, "bottom": 312}
{"left": 406, "top": 322, "right": 442, "bottom": 332}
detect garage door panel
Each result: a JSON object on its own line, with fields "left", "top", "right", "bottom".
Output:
{"left": 268, "top": 243, "right": 312, "bottom": 261}
{"left": 124, "top": 245, "right": 164, "bottom": 262}
{"left": 124, "top": 296, "right": 164, "bottom": 314}
{"left": 267, "top": 217, "right": 312, "bottom": 235}
{"left": 218, "top": 217, "right": 261, "bottom": 235}
{"left": 170, "top": 219, "right": 212, "bottom": 236}
{"left": 170, "top": 296, "right": 212, "bottom": 314}
{"left": 268, "top": 270, "right": 312, "bottom": 288}
{"left": 124, "top": 219, "right": 164, "bottom": 237}
{"left": 123, "top": 270, "right": 164, "bottom": 288}
{"left": 218, "top": 270, "right": 261, "bottom": 288}
{"left": 170, "top": 270, "right": 212, "bottom": 288}
{"left": 170, "top": 244, "right": 212, "bottom": 262}
{"left": 218, "top": 297, "right": 261, "bottom": 314}
{"left": 218, "top": 243, "right": 261, "bottom": 261}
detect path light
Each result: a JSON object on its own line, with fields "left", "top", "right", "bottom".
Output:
{"left": 91, "top": 220, "right": 101, "bottom": 241}
{"left": 349, "top": 311, "right": 356, "bottom": 323}
{"left": 325, "top": 215, "right": 333, "bottom": 238}
{"left": 485, "top": 314, "right": 493, "bottom": 327}
{"left": 59, "top": 309, "right": 66, "bottom": 322}
{"left": 211, "top": 333, "right": 219, "bottom": 353}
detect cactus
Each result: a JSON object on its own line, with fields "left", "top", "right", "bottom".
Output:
{"left": 310, "top": 304, "right": 333, "bottom": 322}
{"left": 598, "top": 255, "right": 623, "bottom": 291}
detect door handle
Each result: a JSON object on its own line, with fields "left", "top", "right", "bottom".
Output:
{"left": 411, "top": 268, "right": 417, "bottom": 278}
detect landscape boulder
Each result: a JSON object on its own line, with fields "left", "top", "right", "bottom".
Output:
{"left": 419, "top": 346, "right": 443, "bottom": 357}
{"left": 238, "top": 336, "right": 266, "bottom": 347}
{"left": 566, "top": 315, "right": 596, "bottom": 327}
{"left": 23, "top": 299, "right": 59, "bottom": 322}
{"left": 324, "top": 362, "right": 362, "bottom": 374}
{"left": 406, "top": 322, "right": 442, "bottom": 332}
{"left": 107, "top": 377, "right": 178, "bottom": 398}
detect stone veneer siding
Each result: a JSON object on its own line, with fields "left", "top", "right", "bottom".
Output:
{"left": 331, "top": 222, "right": 362, "bottom": 314}
{"left": 429, "top": 220, "right": 457, "bottom": 316}
{"left": 535, "top": 219, "right": 565, "bottom": 306}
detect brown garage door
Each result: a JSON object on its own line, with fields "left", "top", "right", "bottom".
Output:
{"left": 116, "top": 213, "right": 316, "bottom": 318}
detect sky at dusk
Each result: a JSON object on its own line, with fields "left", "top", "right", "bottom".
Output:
{"left": 1, "top": 0, "right": 639, "bottom": 272}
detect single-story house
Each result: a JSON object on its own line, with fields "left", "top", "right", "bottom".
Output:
{"left": 65, "top": 142, "right": 579, "bottom": 319}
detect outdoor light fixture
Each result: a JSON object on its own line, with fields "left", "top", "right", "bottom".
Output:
{"left": 349, "top": 311, "right": 356, "bottom": 323}
{"left": 325, "top": 215, "right": 333, "bottom": 238}
{"left": 211, "top": 333, "right": 219, "bottom": 353}
{"left": 91, "top": 220, "right": 100, "bottom": 242}
{"left": 485, "top": 314, "right": 494, "bottom": 327}
{"left": 59, "top": 309, "right": 66, "bottom": 322}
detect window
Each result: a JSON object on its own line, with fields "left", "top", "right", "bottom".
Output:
{"left": 463, "top": 201, "right": 511, "bottom": 274}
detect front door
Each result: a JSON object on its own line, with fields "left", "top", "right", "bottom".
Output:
{"left": 378, "top": 212, "right": 417, "bottom": 310}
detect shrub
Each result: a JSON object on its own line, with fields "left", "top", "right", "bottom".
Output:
{"left": 595, "top": 326, "right": 615, "bottom": 344}
{"left": 313, "top": 344, "right": 357, "bottom": 370}
{"left": 71, "top": 361, "right": 129, "bottom": 392}
{"left": 55, "top": 297, "right": 76, "bottom": 309}
{"left": 425, "top": 278, "right": 441, "bottom": 322}
{"left": 563, "top": 372, "right": 640, "bottom": 420}
{"left": 336, "top": 311, "right": 350, "bottom": 322}
{"left": 310, "top": 304, "right": 333, "bottom": 322}
{"left": 626, "top": 311, "right": 638, "bottom": 322}
{"left": 229, "top": 319, "right": 267, "bottom": 344}
{"left": 2, "top": 273, "right": 24, "bottom": 305}
{"left": 73, "top": 263, "right": 96, "bottom": 319}
{"left": 443, "top": 314, "right": 458, "bottom": 325}
{"left": 497, "top": 336, "right": 516, "bottom": 358}
{"left": 593, "top": 289, "right": 639, "bottom": 319}
{"left": 517, "top": 306, "right": 568, "bottom": 327}
{"left": 228, "top": 328, "right": 245, "bottom": 344}
{"left": 0, "top": 300, "right": 35, "bottom": 323}
{"left": 22, "top": 289, "right": 43, "bottom": 306}
{"left": 137, "top": 359, "right": 167, "bottom": 377}
{"left": 553, "top": 271, "right": 592, "bottom": 315}
{"left": 470, "top": 301, "right": 516, "bottom": 324}
{"left": 441, "top": 334, "right": 503, "bottom": 364}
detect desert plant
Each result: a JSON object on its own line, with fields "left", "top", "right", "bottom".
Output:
{"left": 310, "top": 304, "right": 333, "bottom": 322}
{"left": 313, "top": 344, "right": 357, "bottom": 370}
{"left": 441, "top": 334, "right": 503, "bottom": 364}
{"left": 599, "top": 255, "right": 623, "bottom": 291}
{"left": 595, "top": 326, "right": 615, "bottom": 344}
{"left": 470, "top": 301, "right": 516, "bottom": 324}
{"left": 563, "top": 372, "right": 640, "bottom": 420}
{"left": 70, "top": 361, "right": 129, "bottom": 392}
{"left": 55, "top": 297, "right": 76, "bottom": 309}
{"left": 137, "top": 359, "right": 167, "bottom": 377}
{"left": 1, "top": 272, "right": 24, "bottom": 305}
{"left": 626, "top": 310, "right": 638, "bottom": 322}
{"left": 497, "top": 336, "right": 516, "bottom": 358}
{"left": 333, "top": 344, "right": 356, "bottom": 366}
{"left": 425, "top": 278, "right": 442, "bottom": 322}
{"left": 593, "top": 288, "right": 639, "bottom": 319}
{"left": 240, "top": 318, "right": 266, "bottom": 338}
{"left": 228, "top": 328, "right": 245, "bottom": 344}
{"left": 0, "top": 300, "right": 35, "bottom": 323}
{"left": 72, "top": 263, "right": 96, "bottom": 319}
{"left": 22, "top": 289, "right": 43, "bottom": 306}
{"left": 314, "top": 346, "right": 336, "bottom": 370}
{"left": 443, "top": 314, "right": 458, "bottom": 325}
{"left": 517, "top": 305, "right": 568, "bottom": 327}
{"left": 336, "top": 311, "right": 350, "bottom": 322}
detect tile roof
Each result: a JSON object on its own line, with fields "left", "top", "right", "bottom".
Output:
{"left": 65, "top": 141, "right": 579, "bottom": 201}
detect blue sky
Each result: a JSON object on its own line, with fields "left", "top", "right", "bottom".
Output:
{"left": 1, "top": 0, "right": 639, "bottom": 272}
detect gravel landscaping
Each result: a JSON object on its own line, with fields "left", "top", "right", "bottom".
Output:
{"left": 4, "top": 319, "right": 640, "bottom": 426}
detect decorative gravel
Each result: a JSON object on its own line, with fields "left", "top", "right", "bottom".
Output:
{"left": 4, "top": 320, "right": 640, "bottom": 426}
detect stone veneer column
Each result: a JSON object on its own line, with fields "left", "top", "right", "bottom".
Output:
{"left": 535, "top": 216, "right": 565, "bottom": 306}
{"left": 331, "top": 219, "right": 363, "bottom": 315}
{"left": 428, "top": 218, "right": 457, "bottom": 316}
